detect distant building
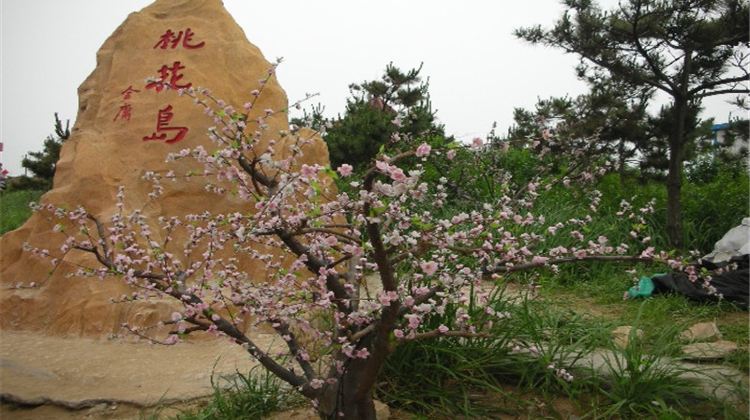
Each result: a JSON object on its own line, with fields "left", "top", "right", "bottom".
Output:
{"left": 710, "top": 122, "right": 748, "bottom": 155}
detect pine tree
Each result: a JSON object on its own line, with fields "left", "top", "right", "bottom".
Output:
{"left": 20, "top": 113, "right": 70, "bottom": 190}
{"left": 323, "top": 63, "right": 447, "bottom": 169}
{"left": 516, "top": 0, "right": 749, "bottom": 247}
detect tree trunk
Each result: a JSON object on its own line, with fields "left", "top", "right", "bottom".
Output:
{"left": 666, "top": 140, "right": 683, "bottom": 248}
{"left": 322, "top": 391, "right": 376, "bottom": 420}
{"left": 318, "top": 358, "right": 377, "bottom": 420}
{"left": 618, "top": 137, "right": 627, "bottom": 186}
{"left": 666, "top": 99, "right": 687, "bottom": 248}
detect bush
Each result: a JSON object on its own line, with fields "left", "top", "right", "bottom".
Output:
{"left": 5, "top": 176, "right": 50, "bottom": 192}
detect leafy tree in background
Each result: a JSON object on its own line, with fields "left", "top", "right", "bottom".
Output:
{"left": 17, "top": 113, "right": 70, "bottom": 190}
{"left": 323, "top": 63, "right": 449, "bottom": 169}
{"left": 516, "top": 0, "right": 750, "bottom": 247}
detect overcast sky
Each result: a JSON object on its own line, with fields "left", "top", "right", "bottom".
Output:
{"left": 1, "top": 0, "right": 740, "bottom": 175}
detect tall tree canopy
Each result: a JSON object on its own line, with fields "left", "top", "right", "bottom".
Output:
{"left": 516, "top": 0, "right": 749, "bottom": 247}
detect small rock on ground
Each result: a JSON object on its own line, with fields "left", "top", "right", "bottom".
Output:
{"left": 679, "top": 321, "right": 722, "bottom": 342}
{"left": 682, "top": 340, "right": 738, "bottom": 360}
{"left": 611, "top": 326, "right": 643, "bottom": 349}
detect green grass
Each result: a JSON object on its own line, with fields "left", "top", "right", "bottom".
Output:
{"left": 581, "top": 304, "right": 725, "bottom": 418}
{"left": 177, "top": 370, "right": 296, "bottom": 420}
{"left": 0, "top": 189, "right": 43, "bottom": 234}
{"left": 377, "top": 286, "right": 748, "bottom": 418}
{"left": 530, "top": 261, "right": 749, "bottom": 370}
{"left": 376, "top": 291, "right": 602, "bottom": 417}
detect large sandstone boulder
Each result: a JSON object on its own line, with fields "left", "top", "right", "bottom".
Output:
{"left": 0, "top": 0, "right": 330, "bottom": 336}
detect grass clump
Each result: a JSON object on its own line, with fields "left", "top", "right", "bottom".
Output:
{"left": 171, "top": 369, "right": 299, "bottom": 420}
{"left": 376, "top": 292, "right": 608, "bottom": 418}
{"left": 588, "top": 306, "right": 702, "bottom": 417}
{"left": 378, "top": 291, "right": 748, "bottom": 419}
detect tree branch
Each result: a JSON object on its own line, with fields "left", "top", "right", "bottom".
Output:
{"left": 696, "top": 88, "right": 749, "bottom": 98}
{"left": 275, "top": 229, "right": 350, "bottom": 313}
{"left": 484, "top": 255, "right": 655, "bottom": 276}
{"left": 272, "top": 320, "right": 317, "bottom": 381}
{"left": 299, "top": 228, "right": 359, "bottom": 244}
{"left": 630, "top": 2, "right": 678, "bottom": 94}
{"left": 691, "top": 75, "right": 749, "bottom": 96}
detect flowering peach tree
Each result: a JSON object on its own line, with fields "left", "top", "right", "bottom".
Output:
{"left": 27, "top": 62, "right": 672, "bottom": 419}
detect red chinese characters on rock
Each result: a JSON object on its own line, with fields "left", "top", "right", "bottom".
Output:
{"left": 146, "top": 61, "right": 192, "bottom": 93}
{"left": 153, "top": 28, "right": 205, "bottom": 50}
{"left": 120, "top": 85, "right": 140, "bottom": 100}
{"left": 113, "top": 104, "right": 133, "bottom": 122}
{"left": 113, "top": 85, "right": 140, "bottom": 122}
{"left": 143, "top": 105, "right": 188, "bottom": 144}
{"left": 141, "top": 28, "right": 203, "bottom": 144}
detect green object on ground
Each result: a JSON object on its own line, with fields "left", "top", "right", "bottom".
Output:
{"left": 627, "top": 275, "right": 664, "bottom": 299}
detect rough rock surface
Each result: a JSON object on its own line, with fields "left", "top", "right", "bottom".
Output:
{"left": 0, "top": 329, "right": 393, "bottom": 418}
{"left": 0, "top": 0, "right": 330, "bottom": 337}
